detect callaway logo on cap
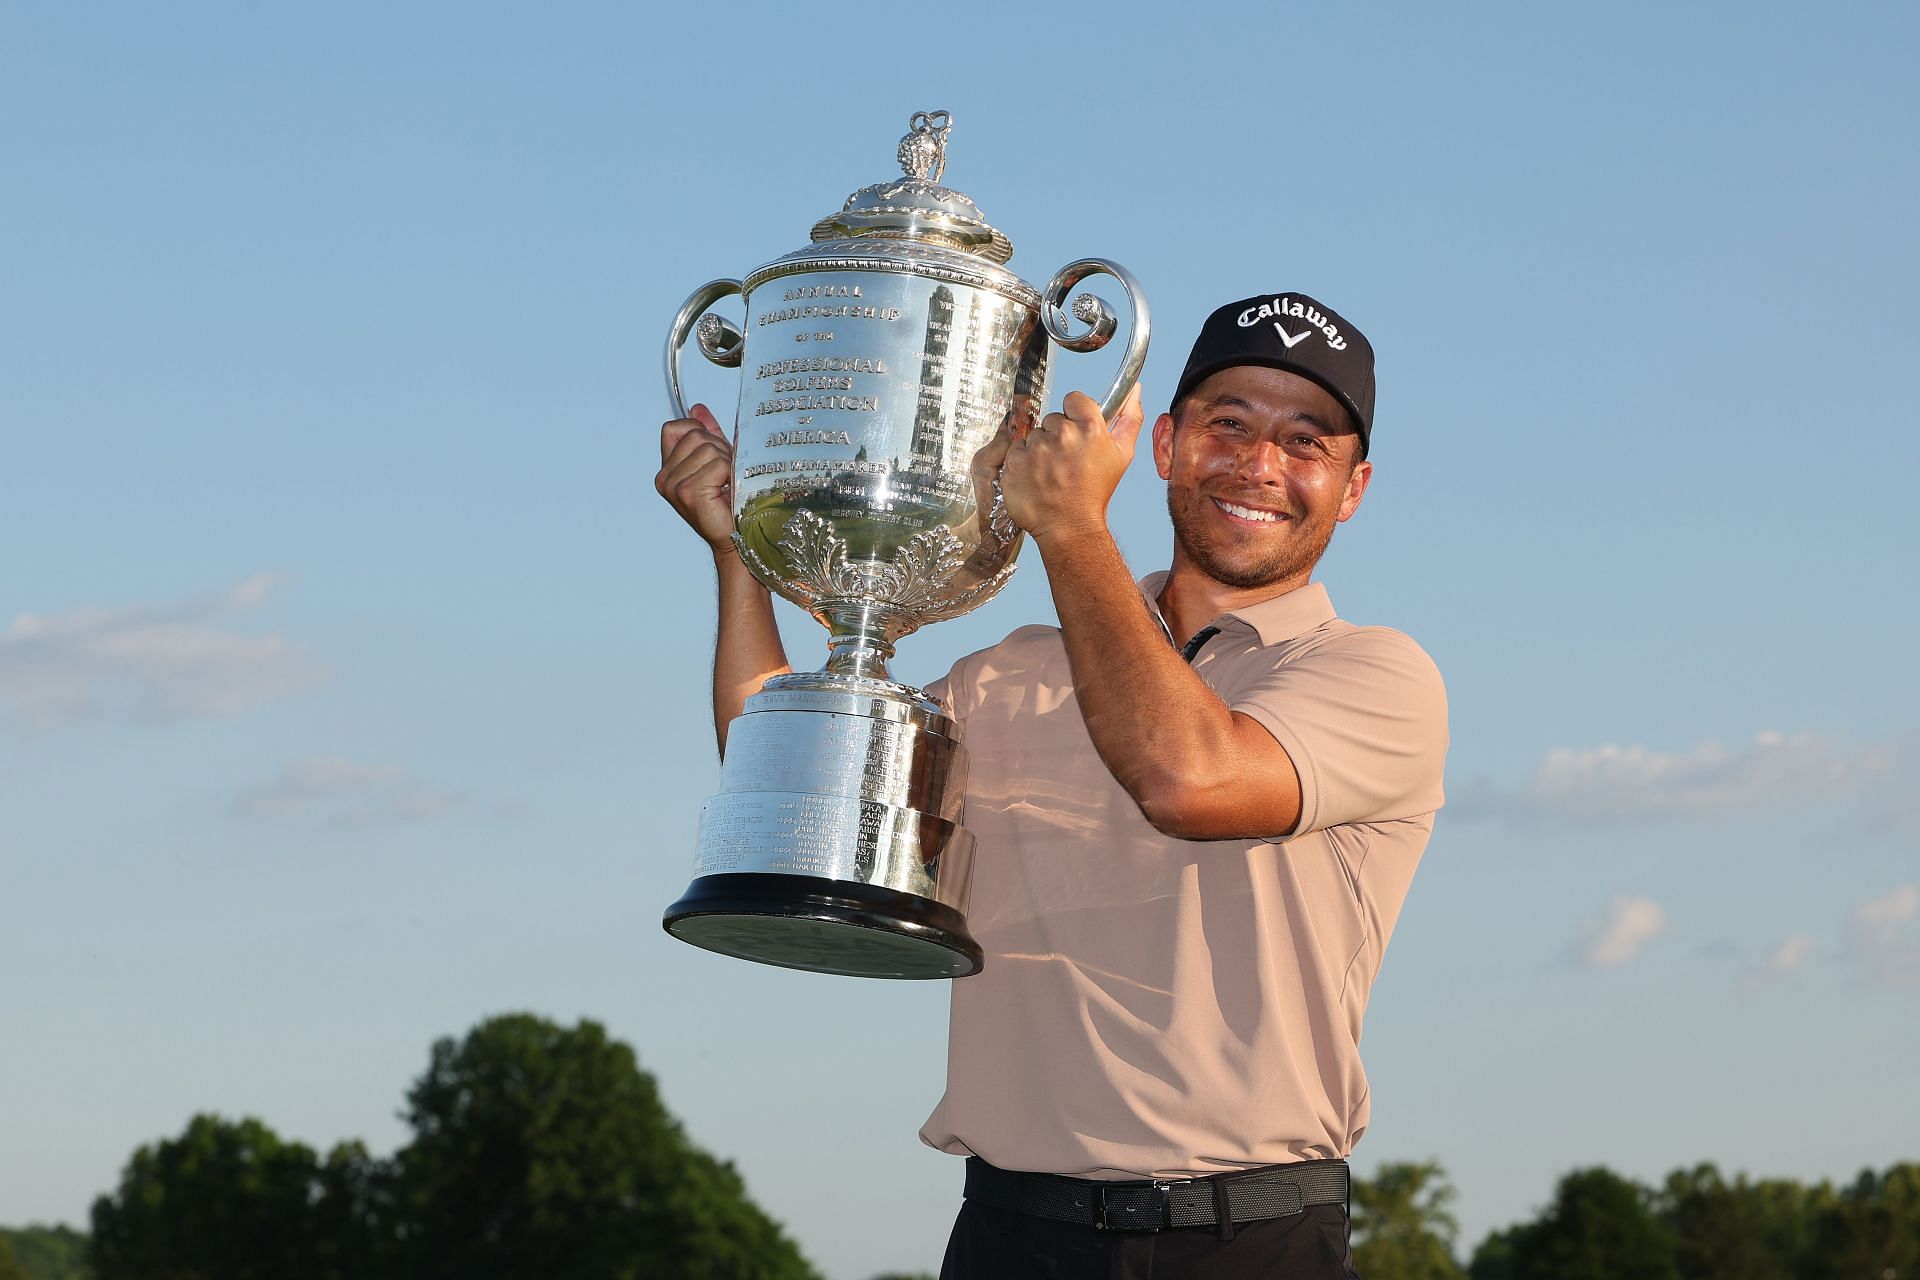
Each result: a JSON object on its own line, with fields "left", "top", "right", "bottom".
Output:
{"left": 1173, "top": 291, "right": 1377, "bottom": 456}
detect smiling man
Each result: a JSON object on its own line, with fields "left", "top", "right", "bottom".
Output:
{"left": 655, "top": 292, "right": 1448, "bottom": 1278}
{"left": 919, "top": 293, "right": 1450, "bottom": 1277}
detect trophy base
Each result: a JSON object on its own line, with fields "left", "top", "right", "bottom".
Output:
{"left": 664, "top": 873, "right": 983, "bottom": 979}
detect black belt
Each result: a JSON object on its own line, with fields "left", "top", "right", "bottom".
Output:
{"left": 963, "top": 1156, "right": 1348, "bottom": 1233}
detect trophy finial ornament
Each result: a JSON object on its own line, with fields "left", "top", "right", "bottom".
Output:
{"left": 898, "top": 109, "right": 952, "bottom": 183}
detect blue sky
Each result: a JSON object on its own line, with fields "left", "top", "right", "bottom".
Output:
{"left": 3, "top": 3, "right": 1916, "bottom": 1277}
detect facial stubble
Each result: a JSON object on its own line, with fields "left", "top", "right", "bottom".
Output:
{"left": 1165, "top": 485, "right": 1339, "bottom": 591}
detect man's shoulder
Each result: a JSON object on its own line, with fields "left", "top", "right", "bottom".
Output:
{"left": 931, "top": 623, "right": 1067, "bottom": 709}
{"left": 1245, "top": 617, "right": 1450, "bottom": 754}
{"left": 949, "top": 622, "right": 1068, "bottom": 679}
{"left": 971, "top": 621, "right": 1067, "bottom": 657}
{"left": 1286, "top": 617, "right": 1443, "bottom": 686}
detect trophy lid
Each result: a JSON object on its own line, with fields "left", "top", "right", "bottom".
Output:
{"left": 808, "top": 110, "right": 1015, "bottom": 265}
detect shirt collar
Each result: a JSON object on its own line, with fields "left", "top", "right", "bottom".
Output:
{"left": 1137, "top": 572, "right": 1338, "bottom": 647}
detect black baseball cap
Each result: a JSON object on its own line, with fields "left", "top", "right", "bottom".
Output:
{"left": 1173, "top": 292, "right": 1377, "bottom": 456}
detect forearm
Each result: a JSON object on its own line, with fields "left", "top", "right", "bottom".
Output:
{"left": 711, "top": 548, "right": 790, "bottom": 755}
{"left": 1033, "top": 527, "right": 1248, "bottom": 833}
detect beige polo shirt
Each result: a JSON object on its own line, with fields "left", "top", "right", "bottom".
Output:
{"left": 918, "top": 575, "right": 1447, "bottom": 1179}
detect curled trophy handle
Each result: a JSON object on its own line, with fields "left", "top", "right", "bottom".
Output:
{"left": 1041, "top": 258, "right": 1151, "bottom": 423}
{"left": 664, "top": 278, "right": 745, "bottom": 419}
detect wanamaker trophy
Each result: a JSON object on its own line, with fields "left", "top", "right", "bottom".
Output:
{"left": 661, "top": 110, "right": 1149, "bottom": 979}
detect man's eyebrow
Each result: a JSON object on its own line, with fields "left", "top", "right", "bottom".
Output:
{"left": 1284, "top": 408, "right": 1341, "bottom": 435}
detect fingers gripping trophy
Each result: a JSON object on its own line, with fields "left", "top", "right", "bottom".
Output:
{"left": 662, "top": 110, "right": 1148, "bottom": 979}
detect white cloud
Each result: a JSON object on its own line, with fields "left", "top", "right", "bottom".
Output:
{"left": 227, "top": 571, "right": 280, "bottom": 608}
{"left": 1852, "top": 883, "right": 1920, "bottom": 934}
{"left": 1846, "top": 884, "right": 1920, "bottom": 986}
{"left": 1765, "top": 933, "right": 1817, "bottom": 974}
{"left": 0, "top": 573, "right": 324, "bottom": 730}
{"left": 1581, "top": 896, "right": 1666, "bottom": 968}
{"left": 1459, "top": 731, "right": 1899, "bottom": 823}
{"left": 1739, "top": 932, "right": 1819, "bottom": 991}
{"left": 231, "top": 756, "right": 464, "bottom": 831}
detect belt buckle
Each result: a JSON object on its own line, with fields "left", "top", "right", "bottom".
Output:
{"left": 1092, "top": 1179, "right": 1174, "bottom": 1232}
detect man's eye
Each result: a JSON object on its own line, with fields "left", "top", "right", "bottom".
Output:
{"left": 1214, "top": 418, "right": 1244, "bottom": 431}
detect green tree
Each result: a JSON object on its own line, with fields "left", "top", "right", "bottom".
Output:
{"left": 1744, "top": 1176, "right": 1820, "bottom": 1275}
{"left": 309, "top": 1140, "right": 398, "bottom": 1280}
{"left": 1351, "top": 1161, "right": 1467, "bottom": 1280}
{"left": 1465, "top": 1224, "right": 1523, "bottom": 1280}
{"left": 1657, "top": 1163, "right": 1792, "bottom": 1280}
{"left": 390, "top": 1013, "right": 818, "bottom": 1280}
{"left": 1470, "top": 1167, "right": 1679, "bottom": 1280}
{"left": 0, "top": 1236, "right": 28, "bottom": 1280}
{"left": 1804, "top": 1164, "right": 1920, "bottom": 1280}
{"left": 89, "top": 1115, "right": 328, "bottom": 1280}
{"left": 0, "top": 1226, "right": 92, "bottom": 1280}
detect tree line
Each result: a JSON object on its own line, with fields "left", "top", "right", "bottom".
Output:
{"left": 6, "top": 1015, "right": 815, "bottom": 1280}
{"left": 1, "top": 1013, "right": 1913, "bottom": 1279}
{"left": 1351, "top": 1158, "right": 1920, "bottom": 1279}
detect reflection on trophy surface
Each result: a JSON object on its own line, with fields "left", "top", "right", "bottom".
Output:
{"left": 662, "top": 109, "right": 1148, "bottom": 979}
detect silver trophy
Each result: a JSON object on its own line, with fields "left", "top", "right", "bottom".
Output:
{"left": 662, "top": 110, "right": 1148, "bottom": 979}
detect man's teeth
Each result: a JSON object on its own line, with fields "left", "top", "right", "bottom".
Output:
{"left": 1215, "top": 499, "right": 1282, "bottom": 523}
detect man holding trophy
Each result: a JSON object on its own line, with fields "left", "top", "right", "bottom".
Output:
{"left": 659, "top": 290, "right": 1447, "bottom": 1276}
{"left": 657, "top": 109, "right": 1444, "bottom": 1280}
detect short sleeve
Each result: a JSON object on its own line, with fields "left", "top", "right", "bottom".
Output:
{"left": 927, "top": 669, "right": 957, "bottom": 719}
{"left": 927, "top": 645, "right": 983, "bottom": 726}
{"left": 1230, "top": 626, "right": 1448, "bottom": 837}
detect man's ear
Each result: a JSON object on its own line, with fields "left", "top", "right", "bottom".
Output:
{"left": 1151, "top": 412, "right": 1177, "bottom": 480}
{"left": 1336, "top": 458, "right": 1373, "bottom": 523}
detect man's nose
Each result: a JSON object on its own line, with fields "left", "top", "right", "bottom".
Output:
{"left": 1235, "top": 438, "right": 1288, "bottom": 480}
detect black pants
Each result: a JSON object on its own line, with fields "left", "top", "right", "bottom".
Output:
{"left": 940, "top": 1197, "right": 1361, "bottom": 1279}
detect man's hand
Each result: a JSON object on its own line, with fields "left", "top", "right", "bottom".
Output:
{"left": 655, "top": 404, "right": 737, "bottom": 554}
{"left": 654, "top": 403, "right": 789, "bottom": 751}
{"left": 997, "top": 386, "right": 1145, "bottom": 543}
